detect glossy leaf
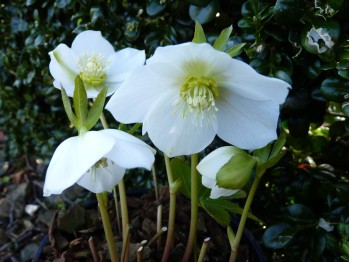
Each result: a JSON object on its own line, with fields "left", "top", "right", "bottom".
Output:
{"left": 146, "top": 0, "right": 167, "bottom": 16}
{"left": 287, "top": 204, "right": 317, "bottom": 224}
{"left": 320, "top": 77, "right": 349, "bottom": 102}
{"left": 263, "top": 223, "right": 296, "bottom": 249}
{"left": 189, "top": 0, "right": 219, "bottom": 25}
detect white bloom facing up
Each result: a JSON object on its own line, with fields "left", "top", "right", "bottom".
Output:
{"left": 106, "top": 42, "right": 290, "bottom": 157}
{"left": 43, "top": 129, "right": 155, "bottom": 196}
{"left": 197, "top": 146, "right": 243, "bottom": 199}
{"left": 49, "top": 30, "right": 145, "bottom": 98}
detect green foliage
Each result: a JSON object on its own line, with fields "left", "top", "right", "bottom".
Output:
{"left": 0, "top": 1, "right": 348, "bottom": 260}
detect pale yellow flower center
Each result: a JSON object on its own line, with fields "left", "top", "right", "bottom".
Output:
{"left": 77, "top": 52, "right": 110, "bottom": 88}
{"left": 178, "top": 75, "right": 219, "bottom": 126}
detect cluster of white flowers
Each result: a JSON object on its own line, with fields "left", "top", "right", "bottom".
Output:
{"left": 45, "top": 30, "right": 290, "bottom": 198}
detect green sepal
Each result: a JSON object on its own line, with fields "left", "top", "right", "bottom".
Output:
{"left": 86, "top": 86, "right": 107, "bottom": 131}
{"left": 192, "top": 21, "right": 207, "bottom": 43}
{"left": 225, "top": 43, "right": 246, "bottom": 57}
{"left": 213, "top": 25, "right": 233, "bottom": 51}
{"left": 254, "top": 133, "right": 287, "bottom": 176}
{"left": 61, "top": 87, "right": 78, "bottom": 128}
{"left": 73, "top": 75, "right": 88, "bottom": 131}
{"left": 216, "top": 149, "right": 257, "bottom": 190}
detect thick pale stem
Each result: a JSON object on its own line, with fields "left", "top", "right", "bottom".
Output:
{"left": 161, "top": 155, "right": 177, "bottom": 262}
{"left": 96, "top": 193, "right": 119, "bottom": 262}
{"left": 182, "top": 154, "right": 199, "bottom": 262}
{"left": 229, "top": 173, "right": 262, "bottom": 262}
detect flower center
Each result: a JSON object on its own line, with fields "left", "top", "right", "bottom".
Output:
{"left": 76, "top": 52, "right": 110, "bottom": 88}
{"left": 177, "top": 76, "right": 219, "bottom": 126}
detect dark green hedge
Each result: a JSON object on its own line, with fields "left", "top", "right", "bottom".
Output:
{"left": 0, "top": 0, "right": 348, "bottom": 260}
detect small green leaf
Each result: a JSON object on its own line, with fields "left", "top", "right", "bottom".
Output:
{"left": 287, "top": 204, "right": 317, "bottom": 224}
{"left": 192, "top": 21, "right": 207, "bottom": 43}
{"left": 213, "top": 25, "right": 233, "bottom": 51}
{"left": 146, "top": 0, "right": 167, "bottom": 16}
{"left": 73, "top": 75, "right": 88, "bottom": 130}
{"left": 61, "top": 87, "right": 77, "bottom": 127}
{"left": 226, "top": 43, "right": 246, "bottom": 57}
{"left": 86, "top": 87, "right": 107, "bottom": 131}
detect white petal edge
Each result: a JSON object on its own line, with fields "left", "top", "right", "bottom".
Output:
{"left": 106, "top": 48, "right": 146, "bottom": 83}
{"left": 71, "top": 30, "right": 115, "bottom": 57}
{"left": 49, "top": 44, "right": 79, "bottom": 96}
{"left": 106, "top": 63, "right": 181, "bottom": 124}
{"left": 216, "top": 90, "right": 281, "bottom": 150}
{"left": 43, "top": 131, "right": 115, "bottom": 196}
{"left": 100, "top": 129, "right": 156, "bottom": 170}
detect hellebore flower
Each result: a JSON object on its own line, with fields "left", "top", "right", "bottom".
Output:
{"left": 106, "top": 42, "right": 290, "bottom": 157}
{"left": 43, "top": 129, "right": 155, "bottom": 196}
{"left": 197, "top": 146, "right": 256, "bottom": 199}
{"left": 49, "top": 30, "right": 145, "bottom": 98}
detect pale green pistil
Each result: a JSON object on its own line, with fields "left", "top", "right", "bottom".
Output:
{"left": 180, "top": 76, "right": 219, "bottom": 112}
{"left": 77, "top": 52, "right": 110, "bottom": 88}
{"left": 178, "top": 76, "right": 219, "bottom": 126}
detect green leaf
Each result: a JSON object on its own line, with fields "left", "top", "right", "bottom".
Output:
{"left": 146, "top": 0, "right": 167, "bottom": 16}
{"left": 61, "top": 87, "right": 77, "bottom": 127}
{"left": 227, "top": 226, "right": 235, "bottom": 249}
{"left": 213, "top": 25, "right": 233, "bottom": 51}
{"left": 287, "top": 204, "right": 317, "bottom": 224}
{"left": 189, "top": 0, "right": 220, "bottom": 25}
{"left": 192, "top": 21, "right": 207, "bottom": 43}
{"left": 86, "top": 87, "right": 107, "bottom": 131}
{"left": 226, "top": 43, "right": 246, "bottom": 57}
{"left": 171, "top": 157, "right": 193, "bottom": 199}
{"left": 320, "top": 77, "right": 349, "bottom": 102}
{"left": 200, "top": 197, "right": 262, "bottom": 225}
{"left": 263, "top": 223, "right": 296, "bottom": 249}
{"left": 73, "top": 75, "right": 88, "bottom": 131}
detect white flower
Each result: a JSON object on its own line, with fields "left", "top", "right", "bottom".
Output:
{"left": 106, "top": 42, "right": 290, "bottom": 157}
{"left": 43, "top": 129, "right": 155, "bottom": 196}
{"left": 49, "top": 30, "right": 145, "bottom": 98}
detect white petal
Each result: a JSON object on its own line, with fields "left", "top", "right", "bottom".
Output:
{"left": 209, "top": 187, "right": 238, "bottom": 199}
{"left": 218, "top": 59, "right": 290, "bottom": 103}
{"left": 77, "top": 159, "right": 126, "bottom": 193}
{"left": 71, "top": 30, "right": 114, "bottom": 57}
{"left": 217, "top": 90, "right": 281, "bottom": 150}
{"left": 197, "top": 146, "right": 236, "bottom": 180}
{"left": 148, "top": 43, "right": 232, "bottom": 78}
{"left": 49, "top": 44, "right": 79, "bottom": 96}
{"left": 99, "top": 129, "right": 156, "bottom": 170}
{"left": 43, "top": 131, "right": 114, "bottom": 196}
{"left": 106, "top": 63, "right": 180, "bottom": 124}
{"left": 106, "top": 48, "right": 146, "bottom": 83}
{"left": 143, "top": 92, "right": 217, "bottom": 157}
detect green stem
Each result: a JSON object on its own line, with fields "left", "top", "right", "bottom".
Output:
{"left": 229, "top": 173, "right": 262, "bottom": 262}
{"left": 96, "top": 193, "right": 119, "bottom": 262}
{"left": 182, "top": 154, "right": 199, "bottom": 262}
{"left": 161, "top": 155, "right": 177, "bottom": 262}
{"left": 99, "top": 111, "right": 109, "bottom": 129}
{"left": 118, "top": 180, "right": 129, "bottom": 240}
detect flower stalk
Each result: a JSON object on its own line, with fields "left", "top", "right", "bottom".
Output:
{"left": 161, "top": 155, "right": 177, "bottom": 262}
{"left": 229, "top": 171, "right": 263, "bottom": 262}
{"left": 182, "top": 154, "right": 199, "bottom": 261}
{"left": 96, "top": 193, "right": 119, "bottom": 262}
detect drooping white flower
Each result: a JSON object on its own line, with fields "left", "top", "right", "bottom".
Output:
{"left": 49, "top": 30, "right": 145, "bottom": 98}
{"left": 106, "top": 42, "right": 290, "bottom": 157}
{"left": 43, "top": 129, "right": 155, "bottom": 196}
{"left": 197, "top": 146, "right": 256, "bottom": 199}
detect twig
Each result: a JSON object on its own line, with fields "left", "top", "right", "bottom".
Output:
{"left": 198, "top": 237, "right": 210, "bottom": 262}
